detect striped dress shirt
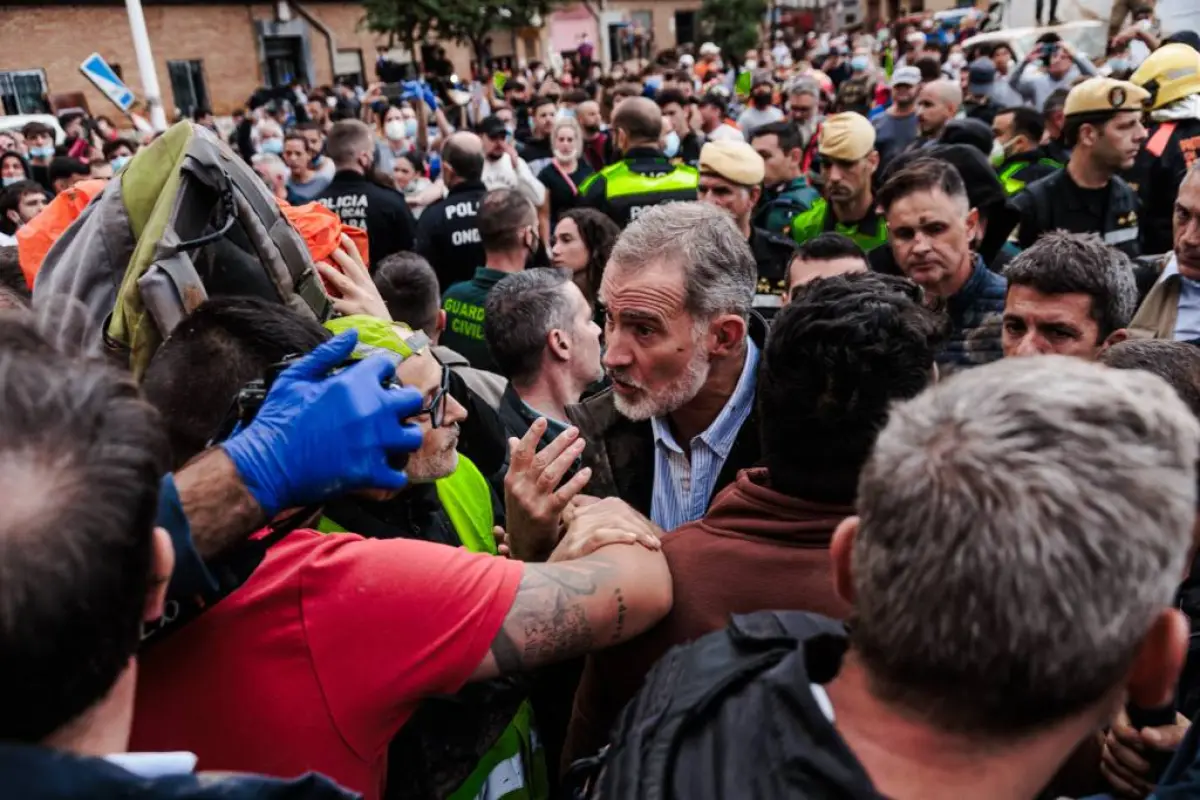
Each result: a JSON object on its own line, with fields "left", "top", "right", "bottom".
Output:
{"left": 649, "top": 341, "right": 760, "bottom": 530}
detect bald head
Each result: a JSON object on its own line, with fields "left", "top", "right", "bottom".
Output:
{"left": 917, "top": 80, "right": 963, "bottom": 137}
{"left": 576, "top": 100, "right": 602, "bottom": 136}
{"left": 923, "top": 79, "right": 963, "bottom": 110}
{"left": 613, "top": 97, "right": 663, "bottom": 146}
{"left": 442, "top": 131, "right": 484, "bottom": 185}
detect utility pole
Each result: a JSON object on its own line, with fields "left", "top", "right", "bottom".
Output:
{"left": 125, "top": 0, "right": 168, "bottom": 130}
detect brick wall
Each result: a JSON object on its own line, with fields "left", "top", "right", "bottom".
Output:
{"left": 0, "top": 2, "right": 480, "bottom": 117}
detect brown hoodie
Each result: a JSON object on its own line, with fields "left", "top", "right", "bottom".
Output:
{"left": 561, "top": 467, "right": 854, "bottom": 769}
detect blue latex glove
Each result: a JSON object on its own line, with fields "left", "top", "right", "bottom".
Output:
{"left": 400, "top": 80, "right": 422, "bottom": 103}
{"left": 422, "top": 84, "right": 439, "bottom": 111}
{"left": 222, "top": 331, "right": 424, "bottom": 517}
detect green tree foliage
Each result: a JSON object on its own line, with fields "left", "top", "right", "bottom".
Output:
{"left": 362, "top": 0, "right": 567, "bottom": 68}
{"left": 699, "top": 0, "right": 766, "bottom": 65}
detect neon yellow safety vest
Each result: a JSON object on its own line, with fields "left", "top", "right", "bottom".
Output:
{"left": 317, "top": 455, "right": 495, "bottom": 554}
{"left": 998, "top": 158, "right": 1064, "bottom": 196}
{"left": 789, "top": 198, "right": 889, "bottom": 252}
{"left": 578, "top": 157, "right": 699, "bottom": 228}
{"left": 435, "top": 454, "right": 497, "bottom": 555}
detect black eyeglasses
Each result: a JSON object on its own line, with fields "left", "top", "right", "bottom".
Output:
{"left": 412, "top": 365, "right": 451, "bottom": 428}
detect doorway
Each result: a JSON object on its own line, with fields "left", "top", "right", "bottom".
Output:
{"left": 262, "top": 36, "right": 304, "bottom": 87}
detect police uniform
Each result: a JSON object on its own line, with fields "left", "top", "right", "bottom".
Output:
{"left": 415, "top": 179, "right": 488, "bottom": 292}
{"left": 316, "top": 169, "right": 417, "bottom": 269}
{"left": 753, "top": 176, "right": 821, "bottom": 235}
{"left": 996, "top": 149, "right": 1063, "bottom": 196}
{"left": 699, "top": 139, "right": 798, "bottom": 317}
{"left": 749, "top": 227, "right": 799, "bottom": 313}
{"left": 578, "top": 146, "right": 698, "bottom": 229}
{"left": 789, "top": 112, "right": 889, "bottom": 252}
{"left": 1131, "top": 44, "right": 1200, "bottom": 255}
{"left": 1012, "top": 78, "right": 1149, "bottom": 259}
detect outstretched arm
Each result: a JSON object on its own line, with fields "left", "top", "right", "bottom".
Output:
{"left": 469, "top": 540, "right": 672, "bottom": 681}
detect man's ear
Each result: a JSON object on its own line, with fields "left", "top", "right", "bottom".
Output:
{"left": 866, "top": 149, "right": 881, "bottom": 174}
{"left": 788, "top": 147, "right": 803, "bottom": 168}
{"left": 435, "top": 309, "right": 447, "bottom": 340}
{"left": 966, "top": 206, "right": 981, "bottom": 246}
{"left": 1100, "top": 328, "right": 1129, "bottom": 353}
{"left": 547, "top": 328, "right": 571, "bottom": 362}
{"left": 831, "top": 516, "right": 859, "bottom": 606}
{"left": 708, "top": 313, "right": 748, "bottom": 357}
{"left": 1126, "top": 608, "right": 1189, "bottom": 710}
{"left": 749, "top": 185, "right": 762, "bottom": 207}
{"left": 4, "top": 209, "right": 18, "bottom": 228}
{"left": 145, "top": 527, "right": 176, "bottom": 623}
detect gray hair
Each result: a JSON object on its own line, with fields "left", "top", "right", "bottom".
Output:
{"left": 1003, "top": 231, "right": 1138, "bottom": 338}
{"left": 853, "top": 355, "right": 1199, "bottom": 737}
{"left": 251, "top": 153, "right": 287, "bottom": 182}
{"left": 484, "top": 268, "right": 574, "bottom": 383}
{"left": 787, "top": 78, "right": 820, "bottom": 98}
{"left": 606, "top": 202, "right": 756, "bottom": 320}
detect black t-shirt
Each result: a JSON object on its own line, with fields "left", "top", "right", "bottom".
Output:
{"left": 537, "top": 160, "right": 594, "bottom": 228}
{"left": 315, "top": 170, "right": 416, "bottom": 269}
{"left": 521, "top": 136, "right": 554, "bottom": 164}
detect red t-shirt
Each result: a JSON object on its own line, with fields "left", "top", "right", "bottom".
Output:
{"left": 130, "top": 529, "right": 524, "bottom": 800}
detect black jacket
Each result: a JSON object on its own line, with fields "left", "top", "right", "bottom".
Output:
{"left": 415, "top": 180, "right": 488, "bottom": 292}
{"left": 748, "top": 226, "right": 797, "bottom": 318}
{"left": 565, "top": 313, "right": 768, "bottom": 518}
{"left": 1013, "top": 169, "right": 1142, "bottom": 259}
{"left": 316, "top": 170, "right": 416, "bottom": 269}
{"left": 1129, "top": 117, "right": 1200, "bottom": 256}
{"left": 0, "top": 744, "right": 355, "bottom": 800}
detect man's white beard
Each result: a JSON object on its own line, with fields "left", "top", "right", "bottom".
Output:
{"left": 612, "top": 343, "right": 711, "bottom": 422}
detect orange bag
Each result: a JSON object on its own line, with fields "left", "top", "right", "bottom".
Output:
{"left": 279, "top": 201, "right": 369, "bottom": 269}
{"left": 17, "top": 180, "right": 106, "bottom": 289}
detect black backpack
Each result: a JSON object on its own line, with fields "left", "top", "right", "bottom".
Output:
{"left": 570, "top": 611, "right": 880, "bottom": 800}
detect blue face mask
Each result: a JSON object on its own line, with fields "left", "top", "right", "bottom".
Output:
{"left": 1, "top": 175, "right": 22, "bottom": 187}
{"left": 1108, "top": 58, "right": 1131, "bottom": 74}
{"left": 260, "top": 138, "right": 284, "bottom": 155}
{"left": 404, "top": 118, "right": 418, "bottom": 138}
{"left": 111, "top": 155, "right": 132, "bottom": 172}
{"left": 31, "top": 145, "right": 54, "bottom": 159}
{"left": 851, "top": 56, "right": 870, "bottom": 71}
{"left": 664, "top": 130, "right": 681, "bottom": 158}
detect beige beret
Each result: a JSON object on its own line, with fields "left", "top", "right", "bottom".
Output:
{"left": 1065, "top": 77, "right": 1150, "bottom": 116}
{"left": 699, "top": 139, "right": 766, "bottom": 186}
{"left": 819, "top": 112, "right": 876, "bottom": 161}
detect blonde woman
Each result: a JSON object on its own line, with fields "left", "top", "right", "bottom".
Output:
{"left": 535, "top": 116, "right": 594, "bottom": 228}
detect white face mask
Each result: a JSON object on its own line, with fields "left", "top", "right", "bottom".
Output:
{"left": 990, "top": 138, "right": 1006, "bottom": 168}
{"left": 948, "top": 52, "right": 966, "bottom": 68}
{"left": 385, "top": 120, "right": 407, "bottom": 141}
{"left": 745, "top": 59, "right": 758, "bottom": 70}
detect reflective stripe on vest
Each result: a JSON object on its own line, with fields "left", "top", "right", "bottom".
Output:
{"left": 1147, "top": 122, "right": 1177, "bottom": 158}
{"left": 449, "top": 699, "right": 548, "bottom": 800}
{"left": 436, "top": 454, "right": 497, "bottom": 555}
{"left": 1000, "top": 158, "right": 1063, "bottom": 196}
{"left": 590, "top": 160, "right": 700, "bottom": 199}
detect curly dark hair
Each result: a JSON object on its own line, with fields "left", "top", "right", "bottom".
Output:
{"left": 760, "top": 272, "right": 948, "bottom": 504}
{"left": 558, "top": 207, "right": 620, "bottom": 305}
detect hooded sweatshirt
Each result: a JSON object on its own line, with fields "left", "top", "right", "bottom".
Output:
{"left": 562, "top": 467, "right": 853, "bottom": 767}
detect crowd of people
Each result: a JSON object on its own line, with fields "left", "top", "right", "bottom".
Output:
{"left": 5, "top": 3, "right": 1200, "bottom": 799}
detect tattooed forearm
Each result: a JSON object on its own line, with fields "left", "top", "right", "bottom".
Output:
{"left": 490, "top": 560, "right": 617, "bottom": 675}
{"left": 612, "top": 587, "right": 627, "bottom": 643}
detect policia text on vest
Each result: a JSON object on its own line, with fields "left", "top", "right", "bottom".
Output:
{"left": 579, "top": 146, "right": 699, "bottom": 228}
